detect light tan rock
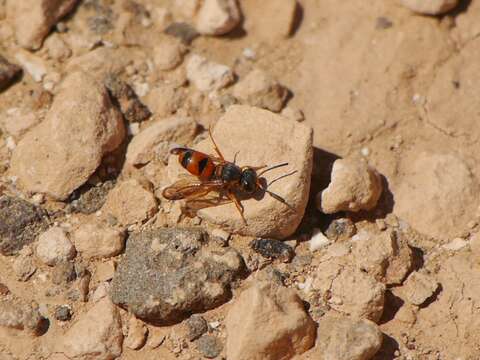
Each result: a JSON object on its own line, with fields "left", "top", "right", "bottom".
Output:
{"left": 7, "top": 0, "right": 79, "bottom": 50}
{"left": 143, "top": 85, "right": 184, "bottom": 117}
{"left": 9, "top": 71, "right": 125, "bottom": 200}
{"left": 186, "top": 54, "right": 234, "bottom": 92}
{"left": 44, "top": 33, "right": 71, "bottom": 62}
{"left": 313, "top": 261, "right": 385, "bottom": 322}
{"left": 125, "top": 316, "right": 148, "bottom": 350}
{"left": 14, "top": 49, "right": 47, "bottom": 82}
{"left": 72, "top": 221, "right": 125, "bottom": 259}
{"left": 166, "top": 105, "right": 312, "bottom": 238}
{"left": 393, "top": 152, "right": 479, "bottom": 239}
{"left": 195, "top": 0, "right": 241, "bottom": 35}
{"left": 305, "top": 315, "right": 383, "bottom": 360}
{"left": 0, "top": 108, "right": 40, "bottom": 138}
{"left": 126, "top": 116, "right": 197, "bottom": 166}
{"left": 399, "top": 0, "right": 458, "bottom": 15}
{"left": 102, "top": 179, "right": 158, "bottom": 225}
{"left": 399, "top": 271, "right": 439, "bottom": 306}
{"left": 242, "top": 0, "right": 297, "bottom": 41}
{"left": 318, "top": 158, "right": 382, "bottom": 213}
{"left": 225, "top": 278, "right": 316, "bottom": 360}
{"left": 233, "top": 69, "right": 288, "bottom": 112}
{"left": 0, "top": 300, "right": 45, "bottom": 336}
{"left": 351, "top": 229, "right": 413, "bottom": 286}
{"left": 36, "top": 227, "right": 76, "bottom": 266}
{"left": 153, "top": 38, "right": 187, "bottom": 71}
{"left": 59, "top": 298, "right": 123, "bottom": 359}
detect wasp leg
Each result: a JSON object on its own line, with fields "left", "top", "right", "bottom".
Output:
{"left": 227, "top": 191, "right": 247, "bottom": 225}
{"left": 208, "top": 125, "right": 225, "bottom": 161}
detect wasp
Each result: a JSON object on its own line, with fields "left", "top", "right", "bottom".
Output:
{"left": 162, "top": 127, "right": 295, "bottom": 224}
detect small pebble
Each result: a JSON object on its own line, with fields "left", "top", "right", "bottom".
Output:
{"left": 325, "top": 218, "right": 356, "bottom": 242}
{"left": 55, "top": 305, "right": 72, "bottom": 321}
{"left": 186, "top": 314, "right": 208, "bottom": 341}
{"left": 309, "top": 229, "right": 331, "bottom": 251}
{"left": 164, "top": 22, "right": 199, "bottom": 44}
{"left": 250, "top": 238, "right": 294, "bottom": 262}
{"left": 242, "top": 48, "right": 256, "bottom": 60}
{"left": 196, "top": 335, "right": 223, "bottom": 359}
{"left": 375, "top": 17, "right": 393, "bottom": 30}
{"left": 442, "top": 238, "right": 468, "bottom": 251}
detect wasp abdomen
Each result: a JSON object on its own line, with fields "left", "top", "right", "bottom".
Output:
{"left": 171, "top": 148, "right": 215, "bottom": 180}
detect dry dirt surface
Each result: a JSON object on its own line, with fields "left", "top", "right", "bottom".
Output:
{"left": 1, "top": 0, "right": 480, "bottom": 359}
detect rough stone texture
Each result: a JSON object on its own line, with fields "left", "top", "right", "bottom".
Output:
{"left": 394, "top": 152, "right": 479, "bottom": 240}
{"left": 325, "top": 218, "right": 356, "bottom": 242}
{"left": 0, "top": 108, "right": 40, "bottom": 139}
{"left": 164, "top": 22, "right": 199, "bottom": 45}
{"left": 102, "top": 179, "right": 158, "bottom": 225}
{"left": 319, "top": 158, "right": 382, "bottom": 213}
{"left": 104, "top": 75, "right": 151, "bottom": 123}
{"left": 143, "top": 85, "right": 184, "bottom": 117}
{"left": 0, "top": 55, "right": 21, "bottom": 90}
{"left": 233, "top": 69, "right": 289, "bottom": 112}
{"left": 126, "top": 116, "right": 197, "bottom": 166}
{"left": 242, "top": 0, "right": 297, "bottom": 41}
{"left": 399, "top": 0, "right": 458, "bottom": 15}
{"left": 195, "top": 0, "right": 241, "bottom": 36}
{"left": 225, "top": 277, "right": 316, "bottom": 360}
{"left": 54, "top": 305, "right": 72, "bottom": 321}
{"left": 306, "top": 315, "right": 383, "bottom": 360}
{"left": 249, "top": 238, "right": 294, "bottom": 262}
{"left": 399, "top": 271, "right": 439, "bottom": 306}
{"left": 351, "top": 229, "right": 413, "bottom": 286}
{"left": 13, "top": 252, "right": 36, "bottom": 281}
{"left": 110, "top": 228, "right": 245, "bottom": 324}
{"left": 169, "top": 105, "right": 312, "bottom": 238}
{"left": 9, "top": 71, "right": 125, "bottom": 200}
{"left": 36, "top": 227, "right": 76, "bottom": 266}
{"left": 71, "top": 221, "right": 125, "bottom": 259}
{"left": 125, "top": 316, "right": 148, "bottom": 350}
{"left": 58, "top": 298, "right": 123, "bottom": 359}
{"left": 186, "top": 54, "right": 234, "bottom": 92}
{"left": 0, "top": 300, "right": 45, "bottom": 336}
{"left": 186, "top": 314, "right": 208, "bottom": 341}
{"left": 7, "top": 0, "right": 80, "bottom": 50}
{"left": 313, "top": 261, "right": 385, "bottom": 322}
{"left": 196, "top": 334, "right": 223, "bottom": 359}
{"left": 0, "top": 196, "right": 47, "bottom": 256}
{"left": 69, "top": 181, "right": 115, "bottom": 215}
{"left": 14, "top": 49, "right": 47, "bottom": 82}
{"left": 153, "top": 38, "right": 187, "bottom": 71}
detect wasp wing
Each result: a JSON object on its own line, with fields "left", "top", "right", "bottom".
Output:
{"left": 162, "top": 178, "right": 225, "bottom": 200}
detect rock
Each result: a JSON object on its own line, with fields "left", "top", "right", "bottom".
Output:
{"left": 313, "top": 262, "right": 385, "bottom": 322}
{"left": 309, "top": 315, "right": 383, "bottom": 360}
{"left": 102, "top": 179, "right": 158, "bottom": 225}
{"left": 195, "top": 0, "right": 241, "bottom": 35}
{"left": 94, "top": 260, "right": 116, "bottom": 283}
{"left": 153, "top": 38, "right": 187, "bottom": 71}
{"left": 110, "top": 228, "right": 245, "bottom": 324}
{"left": 0, "top": 196, "right": 47, "bottom": 256}
{"left": 13, "top": 252, "right": 36, "bottom": 281}
{"left": 399, "top": 271, "right": 439, "bottom": 306}
{"left": 0, "top": 283, "right": 10, "bottom": 296}
{"left": 143, "top": 85, "right": 184, "bottom": 117}
{"left": 69, "top": 181, "right": 115, "bottom": 215}
{"left": 7, "top": 0, "right": 79, "bottom": 49}
{"left": 0, "top": 300, "right": 45, "bottom": 336}
{"left": 72, "top": 220, "right": 125, "bottom": 259}
{"left": 0, "top": 108, "right": 40, "bottom": 139}
{"left": 186, "top": 314, "right": 208, "bottom": 341}
{"left": 318, "top": 158, "right": 382, "bottom": 213}
{"left": 211, "top": 228, "right": 230, "bottom": 246}
{"left": 442, "top": 238, "right": 469, "bottom": 251}
{"left": 393, "top": 152, "right": 478, "bottom": 239}
{"left": 58, "top": 298, "right": 123, "bottom": 359}
{"left": 242, "top": 0, "right": 297, "bottom": 41}
{"left": 14, "top": 49, "right": 47, "bottom": 82}
{"left": 164, "top": 22, "right": 199, "bottom": 44}
{"left": 66, "top": 271, "right": 91, "bottom": 302}
{"left": 325, "top": 218, "right": 356, "bottom": 242}
{"left": 225, "top": 277, "right": 316, "bottom": 360}
{"left": 309, "top": 229, "right": 331, "bottom": 251}
{"left": 351, "top": 229, "right": 413, "bottom": 286}
{"left": 44, "top": 33, "right": 72, "bottom": 62}
{"left": 196, "top": 334, "right": 223, "bottom": 359}
{"left": 399, "top": 0, "right": 458, "bottom": 15}
{"left": 54, "top": 305, "right": 72, "bottom": 321}
{"left": 9, "top": 71, "right": 125, "bottom": 200}
{"left": 0, "top": 55, "right": 21, "bottom": 90}
{"left": 51, "top": 262, "right": 76, "bottom": 285}
{"left": 126, "top": 116, "right": 197, "bottom": 166}
{"left": 36, "top": 227, "right": 76, "bottom": 266}
{"left": 176, "top": 105, "right": 313, "bottom": 238}
{"left": 250, "top": 238, "right": 294, "bottom": 262}
{"left": 281, "top": 106, "right": 305, "bottom": 122}
{"left": 186, "top": 54, "right": 234, "bottom": 92}
{"left": 104, "top": 75, "right": 151, "bottom": 123}
{"left": 125, "top": 316, "right": 148, "bottom": 350}
{"left": 233, "top": 69, "right": 289, "bottom": 112}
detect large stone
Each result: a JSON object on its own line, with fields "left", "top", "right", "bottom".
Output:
{"left": 110, "top": 228, "right": 245, "bottom": 324}
{"left": 195, "top": 0, "right": 241, "bottom": 35}
{"left": 398, "top": 271, "right": 439, "bottom": 306}
{"left": 393, "top": 152, "right": 479, "bottom": 240}
{"left": 399, "top": 0, "right": 458, "bottom": 15}
{"left": 58, "top": 298, "right": 123, "bottom": 359}
{"left": 9, "top": 71, "right": 125, "bottom": 200}
{"left": 225, "top": 277, "right": 316, "bottom": 360}
{"left": 0, "top": 196, "right": 47, "bottom": 256}
{"left": 305, "top": 315, "right": 383, "bottom": 360}
{"left": 36, "top": 226, "right": 76, "bottom": 266}
{"left": 126, "top": 116, "right": 197, "bottom": 166}
{"left": 167, "top": 105, "right": 313, "bottom": 239}
{"left": 7, "top": 0, "right": 80, "bottom": 50}
{"left": 0, "top": 299, "right": 45, "bottom": 336}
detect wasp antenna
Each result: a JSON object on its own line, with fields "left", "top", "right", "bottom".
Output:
{"left": 265, "top": 189, "right": 297, "bottom": 212}
{"left": 257, "top": 162, "right": 289, "bottom": 177}
{"left": 267, "top": 170, "right": 298, "bottom": 187}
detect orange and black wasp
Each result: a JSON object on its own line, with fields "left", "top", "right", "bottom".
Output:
{"left": 162, "top": 127, "right": 295, "bottom": 224}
